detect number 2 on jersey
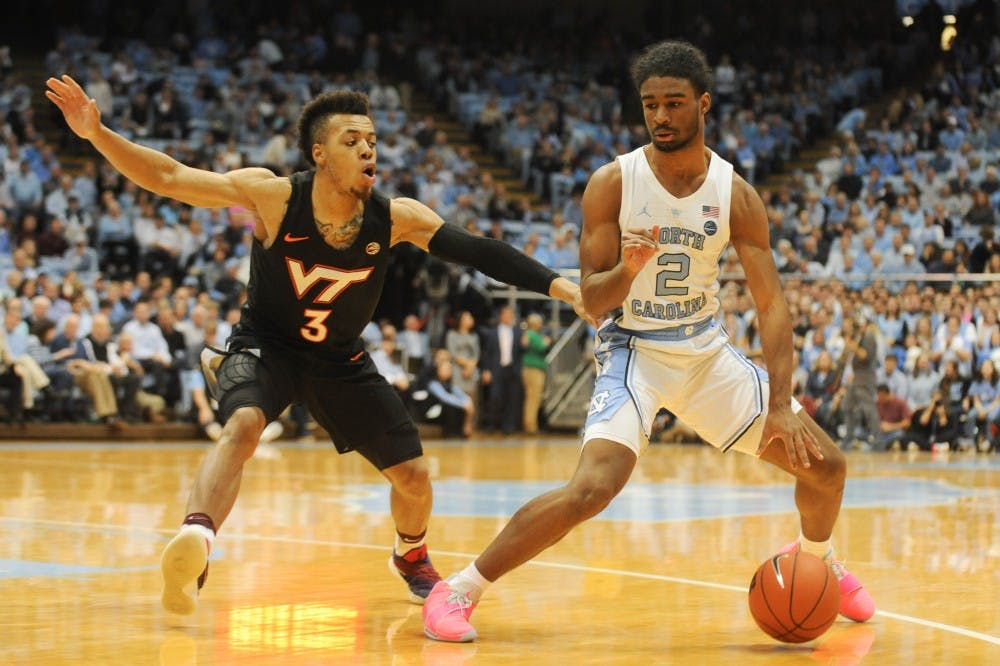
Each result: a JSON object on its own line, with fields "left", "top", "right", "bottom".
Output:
{"left": 655, "top": 252, "right": 690, "bottom": 296}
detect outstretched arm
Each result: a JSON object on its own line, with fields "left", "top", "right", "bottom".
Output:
{"left": 45, "top": 75, "right": 289, "bottom": 239}
{"left": 389, "top": 197, "right": 591, "bottom": 323}
{"left": 729, "top": 174, "right": 821, "bottom": 468}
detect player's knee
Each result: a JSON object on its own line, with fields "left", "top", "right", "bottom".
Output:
{"left": 388, "top": 458, "right": 431, "bottom": 498}
{"left": 822, "top": 445, "right": 847, "bottom": 483}
{"left": 220, "top": 407, "right": 267, "bottom": 460}
{"left": 805, "top": 445, "right": 846, "bottom": 490}
{"left": 566, "top": 477, "right": 619, "bottom": 519}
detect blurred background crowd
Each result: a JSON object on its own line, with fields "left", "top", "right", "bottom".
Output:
{"left": 0, "top": 0, "right": 998, "bottom": 453}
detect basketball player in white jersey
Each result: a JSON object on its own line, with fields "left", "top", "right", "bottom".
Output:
{"left": 423, "top": 41, "right": 874, "bottom": 642}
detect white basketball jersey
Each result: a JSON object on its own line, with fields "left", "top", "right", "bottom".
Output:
{"left": 617, "top": 146, "right": 733, "bottom": 330}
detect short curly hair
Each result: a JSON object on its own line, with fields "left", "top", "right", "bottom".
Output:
{"left": 629, "top": 40, "right": 713, "bottom": 96}
{"left": 297, "top": 91, "right": 371, "bottom": 166}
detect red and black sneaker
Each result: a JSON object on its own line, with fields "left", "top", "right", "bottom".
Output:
{"left": 388, "top": 544, "right": 442, "bottom": 604}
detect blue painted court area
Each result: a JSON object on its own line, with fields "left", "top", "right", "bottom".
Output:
{"left": 0, "top": 559, "right": 121, "bottom": 579}
{"left": 0, "top": 541, "right": 222, "bottom": 580}
{"left": 337, "top": 476, "right": 990, "bottom": 522}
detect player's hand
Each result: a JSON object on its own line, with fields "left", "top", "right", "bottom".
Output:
{"left": 621, "top": 225, "right": 659, "bottom": 275}
{"left": 45, "top": 75, "right": 102, "bottom": 141}
{"left": 757, "top": 405, "right": 822, "bottom": 469}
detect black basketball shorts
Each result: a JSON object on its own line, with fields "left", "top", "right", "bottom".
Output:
{"left": 214, "top": 344, "right": 422, "bottom": 470}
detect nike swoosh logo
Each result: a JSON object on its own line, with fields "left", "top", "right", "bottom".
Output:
{"left": 284, "top": 233, "right": 309, "bottom": 243}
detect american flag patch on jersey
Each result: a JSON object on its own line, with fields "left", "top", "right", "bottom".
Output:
{"left": 702, "top": 205, "right": 720, "bottom": 217}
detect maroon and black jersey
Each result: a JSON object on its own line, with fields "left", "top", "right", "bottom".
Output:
{"left": 233, "top": 170, "right": 391, "bottom": 359}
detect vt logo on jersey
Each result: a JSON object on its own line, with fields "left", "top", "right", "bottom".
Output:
{"left": 286, "top": 257, "right": 373, "bottom": 303}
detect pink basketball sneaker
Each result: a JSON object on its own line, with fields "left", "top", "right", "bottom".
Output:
{"left": 778, "top": 540, "right": 875, "bottom": 622}
{"left": 422, "top": 580, "right": 478, "bottom": 643}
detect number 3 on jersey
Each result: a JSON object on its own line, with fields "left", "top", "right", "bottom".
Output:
{"left": 656, "top": 252, "right": 690, "bottom": 296}
{"left": 301, "top": 309, "right": 332, "bottom": 342}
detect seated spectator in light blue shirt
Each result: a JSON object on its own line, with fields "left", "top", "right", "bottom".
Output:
{"left": 938, "top": 116, "right": 965, "bottom": 151}
{"left": 548, "top": 228, "right": 579, "bottom": 269}
{"left": 907, "top": 354, "right": 941, "bottom": 410}
{"left": 97, "top": 199, "right": 133, "bottom": 245}
{"left": 842, "top": 253, "right": 867, "bottom": 291}
{"left": 370, "top": 331, "right": 410, "bottom": 395}
{"left": 63, "top": 239, "right": 100, "bottom": 275}
{"left": 0, "top": 217, "right": 11, "bottom": 255}
{"left": 502, "top": 113, "right": 537, "bottom": 157}
{"left": 869, "top": 142, "right": 899, "bottom": 176}
{"left": 898, "top": 142, "right": 919, "bottom": 173}
{"left": 869, "top": 216, "right": 896, "bottom": 255}
{"left": 910, "top": 212, "right": 946, "bottom": 249}
{"left": 2, "top": 299, "right": 30, "bottom": 357}
{"left": 427, "top": 360, "right": 471, "bottom": 410}
{"left": 73, "top": 162, "right": 98, "bottom": 210}
{"left": 929, "top": 145, "right": 953, "bottom": 174}
{"left": 735, "top": 136, "right": 757, "bottom": 183}
{"left": 852, "top": 236, "right": 876, "bottom": 274}
{"left": 892, "top": 244, "right": 926, "bottom": 290}
{"left": 861, "top": 167, "right": 885, "bottom": 202}
{"left": 8, "top": 160, "right": 43, "bottom": 212}
{"left": 425, "top": 357, "right": 473, "bottom": 438}
{"left": 826, "top": 191, "right": 850, "bottom": 228}
{"left": 899, "top": 195, "right": 924, "bottom": 229}
{"left": 522, "top": 233, "right": 555, "bottom": 268}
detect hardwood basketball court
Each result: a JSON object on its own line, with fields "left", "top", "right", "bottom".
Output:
{"left": 0, "top": 437, "right": 997, "bottom": 664}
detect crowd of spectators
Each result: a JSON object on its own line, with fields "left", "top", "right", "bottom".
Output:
{"left": 0, "top": 2, "right": 998, "bottom": 453}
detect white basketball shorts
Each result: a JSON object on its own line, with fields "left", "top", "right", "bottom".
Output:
{"left": 583, "top": 318, "right": 801, "bottom": 457}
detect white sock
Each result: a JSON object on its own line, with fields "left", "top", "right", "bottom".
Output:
{"left": 799, "top": 532, "right": 833, "bottom": 562}
{"left": 181, "top": 523, "right": 215, "bottom": 556}
{"left": 447, "top": 563, "right": 491, "bottom": 603}
{"left": 395, "top": 531, "right": 425, "bottom": 555}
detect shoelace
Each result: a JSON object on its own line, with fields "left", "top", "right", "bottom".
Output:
{"left": 445, "top": 590, "right": 473, "bottom": 612}
{"left": 829, "top": 559, "right": 847, "bottom": 581}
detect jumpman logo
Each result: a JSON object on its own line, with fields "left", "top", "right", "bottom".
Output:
{"left": 636, "top": 202, "right": 652, "bottom": 218}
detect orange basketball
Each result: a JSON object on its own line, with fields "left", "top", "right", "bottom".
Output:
{"left": 748, "top": 550, "right": 840, "bottom": 643}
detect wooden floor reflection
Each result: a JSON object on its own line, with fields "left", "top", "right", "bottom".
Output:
{"left": 0, "top": 438, "right": 997, "bottom": 665}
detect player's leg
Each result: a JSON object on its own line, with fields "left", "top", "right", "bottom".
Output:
{"left": 758, "top": 411, "right": 845, "bottom": 545}
{"left": 382, "top": 454, "right": 440, "bottom": 603}
{"left": 161, "top": 349, "right": 286, "bottom": 615}
{"left": 314, "top": 361, "right": 442, "bottom": 603}
{"left": 162, "top": 406, "right": 267, "bottom": 615}
{"left": 677, "top": 342, "right": 874, "bottom": 622}
{"left": 423, "top": 438, "right": 636, "bottom": 642}
{"left": 759, "top": 410, "right": 875, "bottom": 622}
{"left": 423, "top": 320, "right": 650, "bottom": 641}
{"left": 184, "top": 405, "right": 267, "bottom": 522}
{"left": 480, "top": 437, "right": 635, "bottom": 579}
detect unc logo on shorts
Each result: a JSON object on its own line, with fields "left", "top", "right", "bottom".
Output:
{"left": 703, "top": 219, "right": 718, "bottom": 235}
{"left": 588, "top": 390, "right": 611, "bottom": 416}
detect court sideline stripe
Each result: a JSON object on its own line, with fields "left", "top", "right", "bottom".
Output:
{"left": 1, "top": 516, "right": 997, "bottom": 646}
